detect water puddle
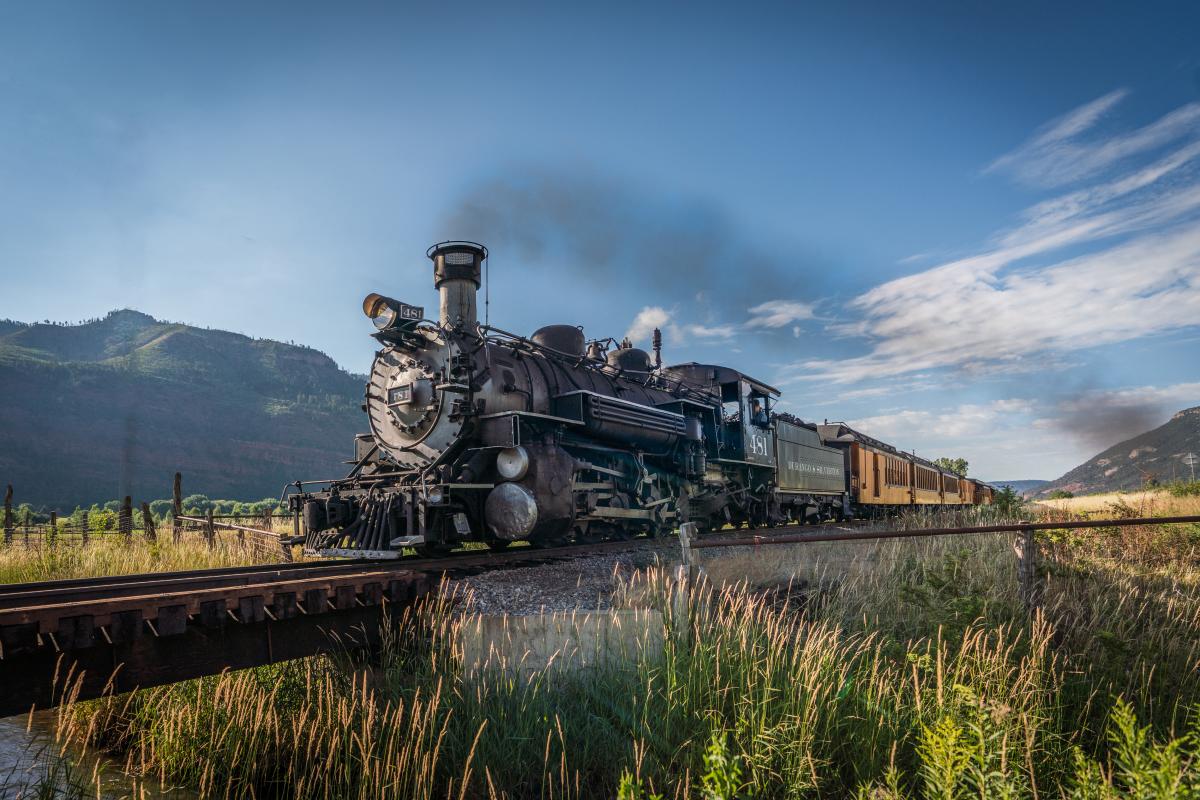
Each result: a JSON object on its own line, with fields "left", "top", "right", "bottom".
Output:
{"left": 0, "top": 711, "right": 195, "bottom": 799}
{"left": 460, "top": 609, "right": 664, "bottom": 677}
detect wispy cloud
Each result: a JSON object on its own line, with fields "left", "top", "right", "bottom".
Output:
{"left": 986, "top": 89, "right": 1200, "bottom": 187}
{"left": 745, "top": 300, "right": 814, "bottom": 329}
{"left": 851, "top": 398, "right": 1034, "bottom": 442}
{"left": 682, "top": 323, "right": 740, "bottom": 340}
{"left": 792, "top": 91, "right": 1200, "bottom": 385}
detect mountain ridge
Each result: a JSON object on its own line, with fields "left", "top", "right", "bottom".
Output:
{"left": 0, "top": 310, "right": 365, "bottom": 508}
{"left": 1036, "top": 406, "right": 1200, "bottom": 496}
{"left": 989, "top": 479, "right": 1050, "bottom": 497}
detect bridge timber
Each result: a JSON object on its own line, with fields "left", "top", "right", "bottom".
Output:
{"left": 0, "top": 559, "right": 433, "bottom": 718}
{"left": 0, "top": 536, "right": 674, "bottom": 718}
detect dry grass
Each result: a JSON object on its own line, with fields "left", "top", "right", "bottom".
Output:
{"left": 1035, "top": 489, "right": 1200, "bottom": 517}
{"left": 0, "top": 534, "right": 292, "bottom": 585}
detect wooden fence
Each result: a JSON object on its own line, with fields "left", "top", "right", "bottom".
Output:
{"left": 2, "top": 475, "right": 294, "bottom": 563}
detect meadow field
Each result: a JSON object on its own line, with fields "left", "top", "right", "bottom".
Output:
{"left": 1035, "top": 487, "right": 1200, "bottom": 517}
{"left": 3, "top": 498, "right": 1200, "bottom": 798}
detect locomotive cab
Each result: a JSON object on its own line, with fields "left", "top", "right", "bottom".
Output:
{"left": 718, "top": 377, "right": 777, "bottom": 468}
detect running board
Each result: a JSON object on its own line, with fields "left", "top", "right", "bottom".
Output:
{"left": 311, "top": 548, "right": 404, "bottom": 559}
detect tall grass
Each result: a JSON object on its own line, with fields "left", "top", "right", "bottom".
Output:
{"left": 32, "top": 514, "right": 1200, "bottom": 799}
{"left": 4, "top": 504, "right": 1199, "bottom": 797}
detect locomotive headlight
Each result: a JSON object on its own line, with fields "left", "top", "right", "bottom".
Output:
{"left": 427, "top": 488, "right": 444, "bottom": 505}
{"left": 363, "top": 293, "right": 424, "bottom": 331}
{"left": 363, "top": 293, "right": 398, "bottom": 330}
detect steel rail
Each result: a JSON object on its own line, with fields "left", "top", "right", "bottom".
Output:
{"left": 0, "top": 558, "right": 383, "bottom": 594}
{"left": 690, "top": 515, "right": 1200, "bottom": 549}
{"left": 0, "top": 536, "right": 665, "bottom": 614}
{"left": 0, "top": 560, "right": 394, "bottom": 610}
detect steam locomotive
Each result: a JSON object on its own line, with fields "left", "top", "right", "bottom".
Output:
{"left": 292, "top": 242, "right": 992, "bottom": 558}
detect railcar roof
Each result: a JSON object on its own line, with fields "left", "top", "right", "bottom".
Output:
{"left": 817, "top": 421, "right": 974, "bottom": 478}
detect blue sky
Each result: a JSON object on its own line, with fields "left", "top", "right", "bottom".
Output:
{"left": 2, "top": 1, "right": 1198, "bottom": 480}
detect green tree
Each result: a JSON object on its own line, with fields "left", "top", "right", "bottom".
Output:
{"left": 181, "top": 494, "right": 212, "bottom": 514}
{"left": 993, "top": 486, "right": 1024, "bottom": 516}
{"left": 15, "top": 502, "right": 36, "bottom": 524}
{"left": 934, "top": 457, "right": 969, "bottom": 476}
{"left": 149, "top": 499, "right": 174, "bottom": 519}
{"left": 1047, "top": 489, "right": 1074, "bottom": 499}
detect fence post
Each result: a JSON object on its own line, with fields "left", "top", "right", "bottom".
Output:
{"left": 263, "top": 507, "right": 273, "bottom": 533}
{"left": 3, "top": 484, "right": 11, "bottom": 547}
{"left": 1015, "top": 523, "right": 1041, "bottom": 613}
{"left": 172, "top": 472, "right": 182, "bottom": 544}
{"left": 205, "top": 508, "right": 216, "bottom": 549}
{"left": 679, "top": 521, "right": 698, "bottom": 585}
{"left": 80, "top": 509, "right": 89, "bottom": 546}
{"left": 48, "top": 511, "right": 58, "bottom": 547}
{"left": 119, "top": 496, "right": 133, "bottom": 541}
{"left": 674, "top": 522, "right": 701, "bottom": 642}
{"left": 141, "top": 502, "right": 157, "bottom": 542}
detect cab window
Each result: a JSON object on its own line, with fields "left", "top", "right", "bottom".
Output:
{"left": 748, "top": 390, "right": 770, "bottom": 428}
{"left": 720, "top": 382, "right": 742, "bottom": 424}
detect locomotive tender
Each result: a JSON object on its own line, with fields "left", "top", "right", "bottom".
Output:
{"left": 293, "top": 242, "right": 992, "bottom": 558}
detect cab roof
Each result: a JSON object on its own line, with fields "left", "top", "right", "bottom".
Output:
{"left": 662, "top": 362, "right": 781, "bottom": 397}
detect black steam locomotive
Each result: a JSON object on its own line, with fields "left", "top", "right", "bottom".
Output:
{"left": 292, "top": 242, "right": 979, "bottom": 558}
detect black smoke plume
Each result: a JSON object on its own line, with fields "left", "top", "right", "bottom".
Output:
{"left": 440, "top": 166, "right": 826, "bottom": 309}
{"left": 1046, "top": 371, "right": 1173, "bottom": 453}
{"left": 1056, "top": 401, "right": 1167, "bottom": 452}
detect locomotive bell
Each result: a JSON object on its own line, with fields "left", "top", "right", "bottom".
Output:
{"left": 427, "top": 241, "right": 486, "bottom": 328}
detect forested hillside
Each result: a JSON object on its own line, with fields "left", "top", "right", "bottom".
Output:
{"left": 0, "top": 310, "right": 363, "bottom": 508}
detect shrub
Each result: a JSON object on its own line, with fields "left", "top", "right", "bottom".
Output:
{"left": 993, "top": 486, "right": 1025, "bottom": 516}
{"left": 1167, "top": 480, "right": 1200, "bottom": 497}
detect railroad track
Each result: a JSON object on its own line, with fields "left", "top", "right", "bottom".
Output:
{"left": 0, "top": 518, "right": 868, "bottom": 614}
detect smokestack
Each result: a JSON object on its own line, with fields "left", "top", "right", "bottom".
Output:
{"left": 427, "top": 241, "right": 486, "bottom": 328}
